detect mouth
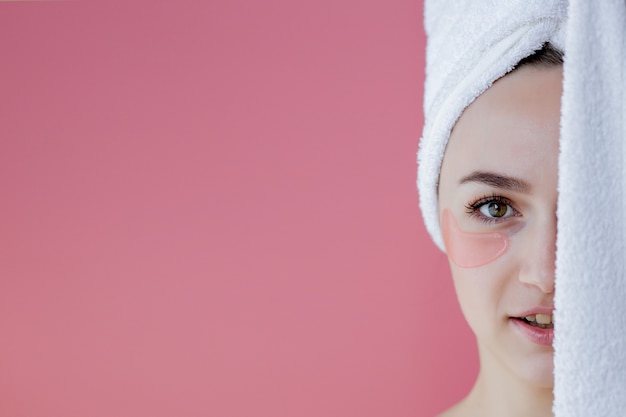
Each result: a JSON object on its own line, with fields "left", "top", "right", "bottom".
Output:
{"left": 510, "top": 313, "right": 554, "bottom": 346}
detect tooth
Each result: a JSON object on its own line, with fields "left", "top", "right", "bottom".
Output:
{"left": 536, "top": 314, "right": 552, "bottom": 324}
{"left": 525, "top": 315, "right": 536, "bottom": 322}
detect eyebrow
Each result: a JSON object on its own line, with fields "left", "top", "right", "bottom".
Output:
{"left": 459, "top": 171, "right": 531, "bottom": 192}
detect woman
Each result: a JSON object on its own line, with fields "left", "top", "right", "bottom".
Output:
{"left": 436, "top": 44, "right": 562, "bottom": 417}
{"left": 416, "top": 2, "right": 567, "bottom": 415}
{"left": 419, "top": 1, "right": 626, "bottom": 415}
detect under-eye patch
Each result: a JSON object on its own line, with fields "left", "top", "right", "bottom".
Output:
{"left": 441, "top": 209, "right": 509, "bottom": 268}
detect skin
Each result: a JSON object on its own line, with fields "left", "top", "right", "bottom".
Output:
{"left": 437, "top": 65, "right": 562, "bottom": 417}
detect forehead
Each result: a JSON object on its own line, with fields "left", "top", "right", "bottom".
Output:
{"left": 442, "top": 66, "right": 562, "bottom": 184}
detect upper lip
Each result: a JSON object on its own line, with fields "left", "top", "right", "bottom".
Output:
{"left": 512, "top": 307, "right": 554, "bottom": 317}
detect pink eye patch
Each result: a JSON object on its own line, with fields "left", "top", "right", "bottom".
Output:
{"left": 441, "top": 209, "right": 509, "bottom": 268}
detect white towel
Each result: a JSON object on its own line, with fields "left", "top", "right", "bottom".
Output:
{"left": 553, "top": 0, "right": 626, "bottom": 416}
{"left": 418, "top": 0, "right": 567, "bottom": 251}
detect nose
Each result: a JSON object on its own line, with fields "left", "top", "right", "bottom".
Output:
{"left": 517, "top": 215, "right": 557, "bottom": 294}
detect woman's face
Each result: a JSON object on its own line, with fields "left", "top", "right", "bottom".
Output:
{"left": 438, "top": 65, "right": 562, "bottom": 388}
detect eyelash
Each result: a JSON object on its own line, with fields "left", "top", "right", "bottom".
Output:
{"left": 464, "top": 194, "right": 519, "bottom": 224}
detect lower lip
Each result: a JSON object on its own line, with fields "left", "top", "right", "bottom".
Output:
{"left": 510, "top": 318, "right": 554, "bottom": 346}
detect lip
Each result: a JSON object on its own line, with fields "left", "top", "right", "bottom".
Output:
{"left": 509, "top": 307, "right": 555, "bottom": 346}
{"left": 516, "top": 307, "right": 554, "bottom": 317}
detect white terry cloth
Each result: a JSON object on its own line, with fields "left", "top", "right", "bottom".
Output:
{"left": 417, "top": 0, "right": 567, "bottom": 251}
{"left": 553, "top": 0, "right": 626, "bottom": 415}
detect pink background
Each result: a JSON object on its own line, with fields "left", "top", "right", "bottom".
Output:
{"left": 0, "top": 1, "right": 477, "bottom": 416}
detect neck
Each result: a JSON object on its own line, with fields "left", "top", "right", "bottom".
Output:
{"left": 462, "top": 347, "right": 554, "bottom": 417}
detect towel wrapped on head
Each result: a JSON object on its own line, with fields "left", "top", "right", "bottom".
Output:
{"left": 417, "top": 0, "right": 567, "bottom": 250}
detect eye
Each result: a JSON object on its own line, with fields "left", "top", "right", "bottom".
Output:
{"left": 465, "top": 194, "right": 519, "bottom": 223}
{"left": 479, "top": 201, "right": 514, "bottom": 218}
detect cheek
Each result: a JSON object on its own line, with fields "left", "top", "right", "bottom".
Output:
{"left": 441, "top": 209, "right": 509, "bottom": 268}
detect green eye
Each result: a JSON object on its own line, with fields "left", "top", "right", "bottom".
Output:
{"left": 465, "top": 195, "right": 519, "bottom": 223}
{"left": 480, "top": 201, "right": 511, "bottom": 218}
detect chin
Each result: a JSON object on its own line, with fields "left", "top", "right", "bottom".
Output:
{"left": 514, "top": 351, "right": 554, "bottom": 389}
